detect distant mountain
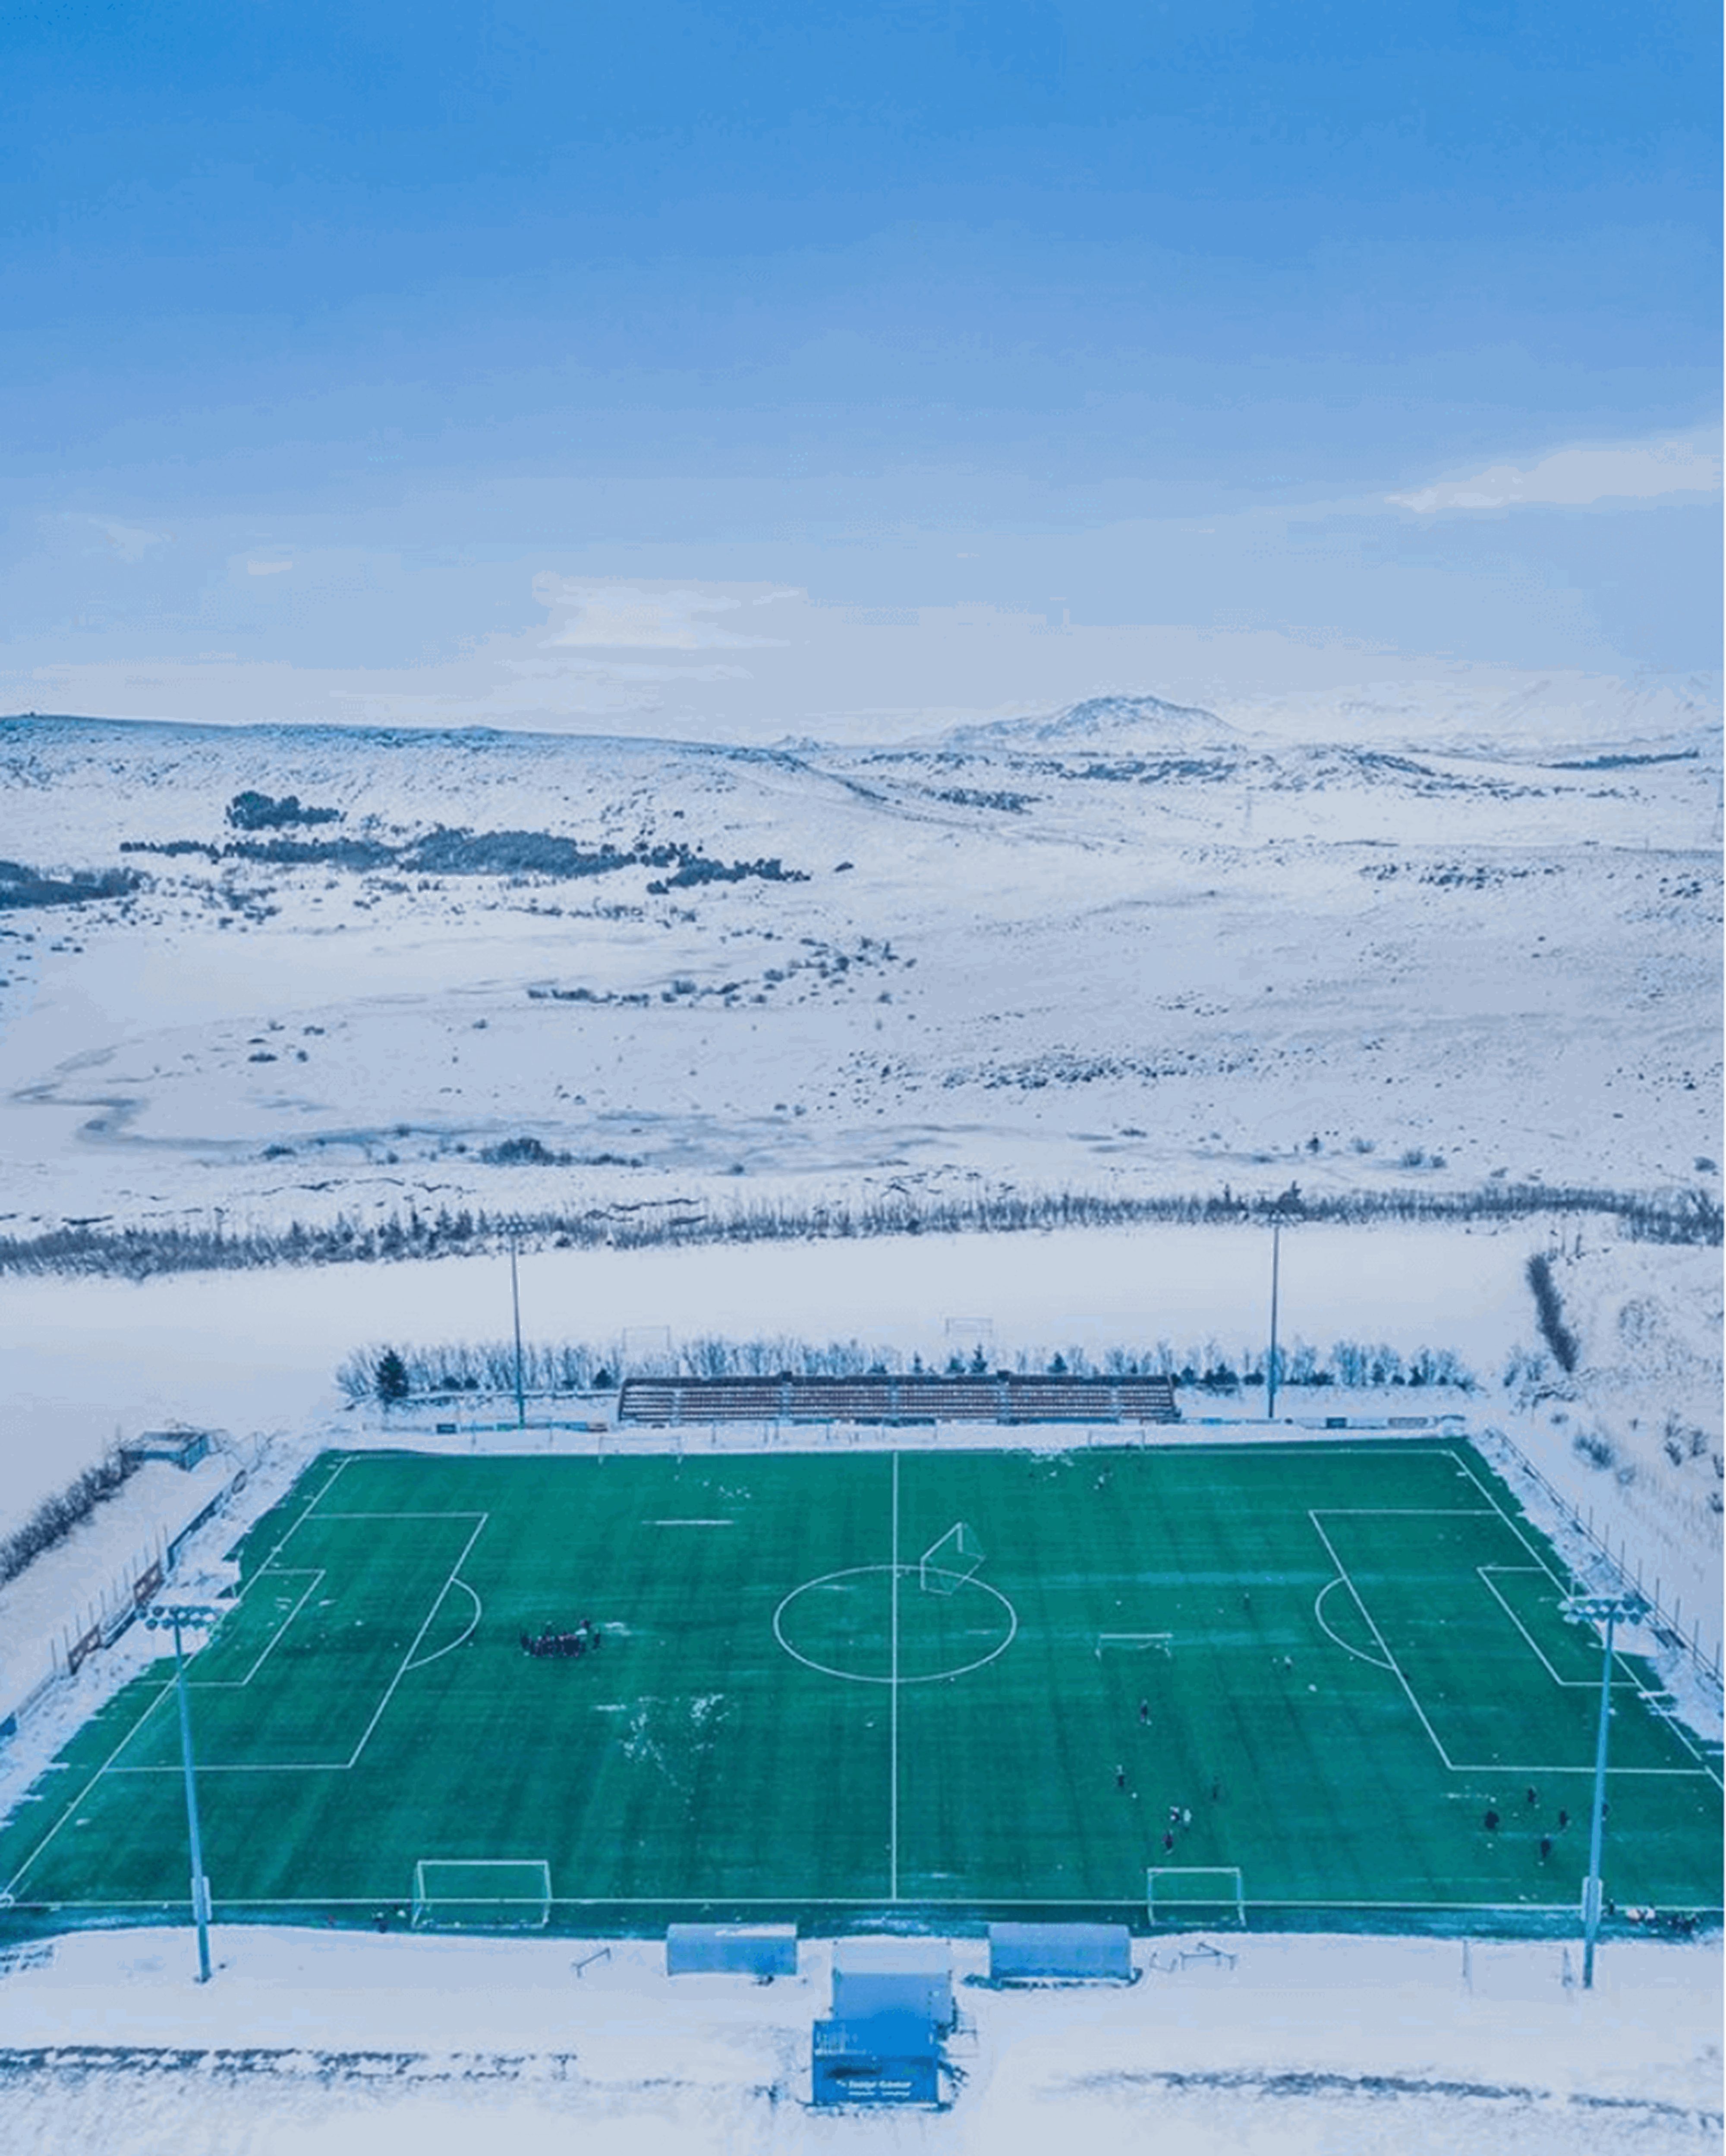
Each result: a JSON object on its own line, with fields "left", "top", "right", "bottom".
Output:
{"left": 1212, "top": 670, "right": 1723, "bottom": 757}
{"left": 936, "top": 693, "right": 1241, "bottom": 754}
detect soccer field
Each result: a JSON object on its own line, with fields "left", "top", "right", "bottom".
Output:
{"left": 2, "top": 1441, "right": 1720, "bottom": 1937}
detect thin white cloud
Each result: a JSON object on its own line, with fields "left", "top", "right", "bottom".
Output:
{"left": 89, "top": 517, "right": 173, "bottom": 562}
{"left": 507, "top": 656, "right": 755, "bottom": 683}
{"left": 1389, "top": 430, "right": 1721, "bottom": 513}
{"left": 246, "top": 556, "right": 294, "bottom": 576}
{"left": 535, "top": 577, "right": 790, "bottom": 651}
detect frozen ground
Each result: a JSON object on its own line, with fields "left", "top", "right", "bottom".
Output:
{"left": 0, "top": 697, "right": 1717, "bottom": 1245}
{"left": 0, "top": 1922, "right": 1719, "bottom": 2155}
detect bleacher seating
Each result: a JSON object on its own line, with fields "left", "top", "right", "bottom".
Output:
{"left": 1002, "top": 1380, "right": 1104, "bottom": 1422}
{"left": 617, "top": 1380, "right": 680, "bottom": 1425}
{"left": 895, "top": 1379, "right": 1003, "bottom": 1422}
{"left": 617, "top": 1373, "right": 1182, "bottom": 1428}
{"left": 1115, "top": 1377, "right": 1179, "bottom": 1423}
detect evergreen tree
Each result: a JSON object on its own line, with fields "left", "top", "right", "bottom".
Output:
{"left": 375, "top": 1349, "right": 410, "bottom": 1405}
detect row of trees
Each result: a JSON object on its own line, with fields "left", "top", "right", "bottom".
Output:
{"left": 3, "top": 1177, "right": 1718, "bottom": 1281}
{"left": 0, "top": 1447, "right": 140, "bottom": 1590}
{"left": 340, "top": 1333, "right": 1478, "bottom": 1405}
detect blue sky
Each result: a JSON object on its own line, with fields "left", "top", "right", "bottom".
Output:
{"left": 3, "top": 0, "right": 1719, "bottom": 738}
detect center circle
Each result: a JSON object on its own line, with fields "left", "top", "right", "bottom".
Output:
{"left": 772, "top": 1564, "right": 1018, "bottom": 1685}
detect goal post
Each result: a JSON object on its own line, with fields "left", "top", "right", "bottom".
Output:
{"left": 411, "top": 1859, "right": 552, "bottom": 1931}
{"left": 1096, "top": 1632, "right": 1172, "bottom": 1658}
{"left": 920, "top": 1520, "right": 985, "bottom": 1596}
{"left": 1146, "top": 1866, "right": 1245, "bottom": 1928}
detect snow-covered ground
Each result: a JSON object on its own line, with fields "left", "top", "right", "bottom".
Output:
{"left": 3, "top": 1215, "right": 1718, "bottom": 1665}
{"left": 0, "top": 1216, "right": 1526, "bottom": 1511}
{"left": 0, "top": 695, "right": 1719, "bottom": 2147}
{"left": 0, "top": 700, "right": 1717, "bottom": 1243}
{"left": 0, "top": 1922, "right": 1718, "bottom": 2155}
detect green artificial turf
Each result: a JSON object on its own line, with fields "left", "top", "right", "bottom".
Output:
{"left": 2, "top": 1440, "right": 1719, "bottom": 1937}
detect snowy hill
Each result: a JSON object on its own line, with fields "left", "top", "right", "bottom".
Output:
{"left": 0, "top": 705, "right": 1717, "bottom": 1265}
{"left": 936, "top": 691, "right": 1243, "bottom": 755}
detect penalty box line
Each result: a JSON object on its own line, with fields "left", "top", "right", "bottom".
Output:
{"left": 1474, "top": 1568, "right": 1639, "bottom": 1691}
{"left": 1311, "top": 1513, "right": 1719, "bottom": 1787}
{"left": 1453, "top": 1449, "right": 1724, "bottom": 1794}
{"left": 74, "top": 1514, "right": 493, "bottom": 1795}
{"left": 0, "top": 1488, "right": 376, "bottom": 1895}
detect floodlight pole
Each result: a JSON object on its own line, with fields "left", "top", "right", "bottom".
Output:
{"left": 1566, "top": 1590, "right": 1645, "bottom": 1990}
{"left": 509, "top": 1232, "right": 526, "bottom": 1429}
{"left": 1266, "top": 1221, "right": 1282, "bottom": 1421}
{"left": 151, "top": 1605, "right": 216, "bottom": 1983}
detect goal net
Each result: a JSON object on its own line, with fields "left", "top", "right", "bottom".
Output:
{"left": 1096, "top": 1632, "right": 1172, "bottom": 1658}
{"left": 920, "top": 1521, "right": 985, "bottom": 1596}
{"left": 412, "top": 1859, "right": 552, "bottom": 1931}
{"left": 1146, "top": 1866, "right": 1245, "bottom": 1927}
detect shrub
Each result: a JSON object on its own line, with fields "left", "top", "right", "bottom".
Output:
{"left": 0, "top": 858, "right": 140, "bottom": 911}
{"left": 0, "top": 1449, "right": 141, "bottom": 1588}
{"left": 226, "top": 791, "right": 342, "bottom": 832}
{"left": 1525, "top": 1254, "right": 1580, "bottom": 1372}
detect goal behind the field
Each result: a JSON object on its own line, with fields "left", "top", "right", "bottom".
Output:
{"left": 1146, "top": 1865, "right": 1245, "bottom": 1927}
{"left": 411, "top": 1858, "right": 552, "bottom": 1930}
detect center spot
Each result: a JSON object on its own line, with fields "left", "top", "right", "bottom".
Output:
{"left": 772, "top": 1564, "right": 1017, "bottom": 1685}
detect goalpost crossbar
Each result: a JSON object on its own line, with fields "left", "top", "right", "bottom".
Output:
{"left": 412, "top": 1859, "right": 553, "bottom": 1930}
{"left": 1145, "top": 1866, "right": 1245, "bottom": 1927}
{"left": 1096, "top": 1632, "right": 1172, "bottom": 1656}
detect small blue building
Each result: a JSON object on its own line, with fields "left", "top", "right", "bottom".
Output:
{"left": 811, "top": 1942, "right": 952, "bottom": 2107}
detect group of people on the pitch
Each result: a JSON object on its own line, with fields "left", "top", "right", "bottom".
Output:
{"left": 1481, "top": 1783, "right": 1574, "bottom": 1863}
{"left": 521, "top": 1617, "right": 605, "bottom": 1658}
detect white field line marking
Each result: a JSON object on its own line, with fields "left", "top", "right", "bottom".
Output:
{"left": 102, "top": 1762, "right": 350, "bottom": 1775}
{"left": 194, "top": 1570, "right": 325, "bottom": 1689}
{"left": 15, "top": 1892, "right": 1678, "bottom": 1916}
{"left": 346, "top": 1514, "right": 490, "bottom": 1768}
{"left": 1452, "top": 1450, "right": 1564, "bottom": 1575}
{"left": 268, "top": 1454, "right": 351, "bottom": 1557}
{"left": 404, "top": 1576, "right": 483, "bottom": 1672}
{"left": 1310, "top": 1523, "right": 1717, "bottom": 1786}
{"left": 1439, "top": 1762, "right": 1714, "bottom": 1778}
{"left": 5, "top": 1509, "right": 357, "bottom": 1880}
{"left": 1458, "top": 1450, "right": 1726, "bottom": 1794}
{"left": 1474, "top": 1567, "right": 1637, "bottom": 1690}
{"left": 1312, "top": 1577, "right": 1393, "bottom": 1670}
{"left": 889, "top": 1449, "right": 900, "bottom": 1904}
{"left": 108, "top": 1512, "right": 495, "bottom": 1776}
{"left": 1, "top": 1671, "right": 186, "bottom": 1901}
{"left": 1306, "top": 1513, "right": 1455, "bottom": 1770}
